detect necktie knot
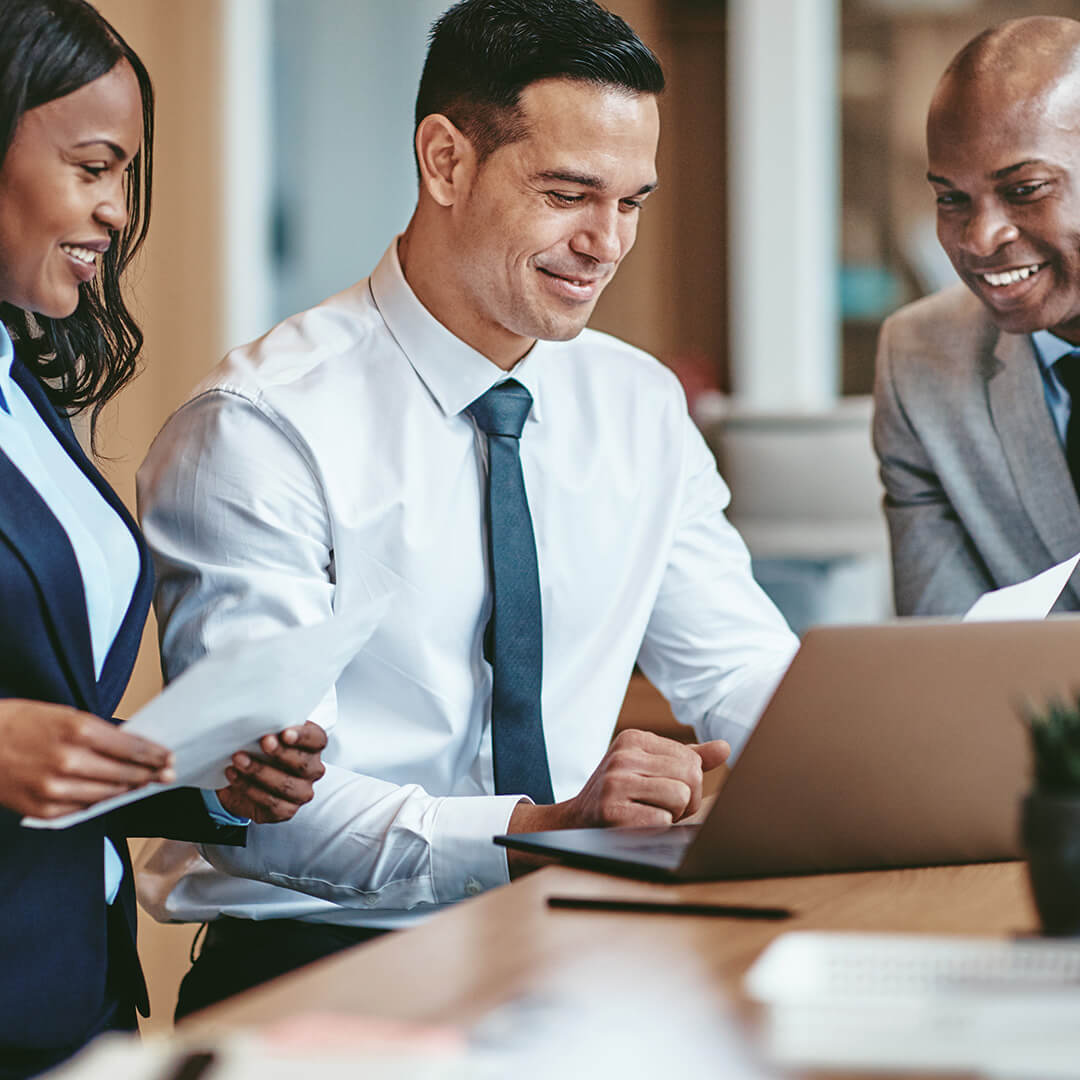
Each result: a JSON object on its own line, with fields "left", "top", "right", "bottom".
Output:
{"left": 466, "top": 380, "right": 532, "bottom": 439}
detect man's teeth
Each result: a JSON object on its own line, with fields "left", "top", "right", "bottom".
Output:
{"left": 982, "top": 264, "right": 1041, "bottom": 287}
{"left": 541, "top": 268, "right": 591, "bottom": 286}
{"left": 62, "top": 245, "right": 97, "bottom": 265}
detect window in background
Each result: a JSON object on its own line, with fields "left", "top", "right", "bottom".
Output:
{"left": 269, "top": 0, "right": 449, "bottom": 323}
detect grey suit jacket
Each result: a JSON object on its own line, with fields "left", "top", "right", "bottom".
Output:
{"left": 872, "top": 283, "right": 1080, "bottom": 616}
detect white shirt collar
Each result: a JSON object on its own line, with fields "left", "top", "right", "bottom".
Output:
{"left": 1032, "top": 328, "right": 1079, "bottom": 374}
{"left": 0, "top": 321, "right": 13, "bottom": 417}
{"left": 368, "top": 238, "right": 544, "bottom": 424}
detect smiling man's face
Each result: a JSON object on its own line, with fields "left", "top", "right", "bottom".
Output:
{"left": 446, "top": 77, "right": 659, "bottom": 364}
{"left": 928, "top": 74, "right": 1080, "bottom": 343}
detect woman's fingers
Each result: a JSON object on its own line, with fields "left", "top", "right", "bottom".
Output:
{"left": 79, "top": 717, "right": 174, "bottom": 772}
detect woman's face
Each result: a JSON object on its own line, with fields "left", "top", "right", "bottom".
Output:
{"left": 0, "top": 60, "right": 142, "bottom": 319}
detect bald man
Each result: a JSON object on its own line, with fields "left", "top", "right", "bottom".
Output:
{"left": 873, "top": 16, "right": 1080, "bottom": 615}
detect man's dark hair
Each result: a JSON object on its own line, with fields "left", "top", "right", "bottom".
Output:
{"left": 415, "top": 0, "right": 664, "bottom": 163}
{"left": 0, "top": 0, "right": 154, "bottom": 444}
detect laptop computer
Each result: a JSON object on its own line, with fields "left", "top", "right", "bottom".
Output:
{"left": 495, "top": 617, "right": 1080, "bottom": 881}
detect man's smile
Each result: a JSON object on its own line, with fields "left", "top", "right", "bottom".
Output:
{"left": 978, "top": 262, "right": 1047, "bottom": 287}
{"left": 536, "top": 264, "right": 604, "bottom": 302}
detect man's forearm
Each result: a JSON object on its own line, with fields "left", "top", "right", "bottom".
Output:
{"left": 202, "top": 762, "right": 521, "bottom": 905}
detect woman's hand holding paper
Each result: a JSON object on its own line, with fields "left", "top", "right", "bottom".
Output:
{"left": 0, "top": 699, "right": 175, "bottom": 818}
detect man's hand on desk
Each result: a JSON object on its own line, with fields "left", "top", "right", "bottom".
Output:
{"left": 505, "top": 729, "right": 730, "bottom": 877}
{"left": 217, "top": 721, "right": 328, "bottom": 824}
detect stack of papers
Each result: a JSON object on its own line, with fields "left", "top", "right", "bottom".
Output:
{"left": 745, "top": 931, "right": 1080, "bottom": 1077}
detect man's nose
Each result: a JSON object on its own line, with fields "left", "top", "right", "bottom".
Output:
{"left": 573, "top": 205, "right": 623, "bottom": 265}
{"left": 960, "top": 200, "right": 1019, "bottom": 258}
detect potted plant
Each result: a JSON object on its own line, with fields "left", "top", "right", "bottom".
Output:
{"left": 1022, "top": 697, "right": 1080, "bottom": 936}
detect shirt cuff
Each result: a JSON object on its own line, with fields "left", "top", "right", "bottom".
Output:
{"left": 201, "top": 788, "right": 251, "bottom": 827}
{"left": 429, "top": 794, "right": 524, "bottom": 903}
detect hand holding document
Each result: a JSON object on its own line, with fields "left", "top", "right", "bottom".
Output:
{"left": 963, "top": 552, "right": 1080, "bottom": 621}
{"left": 22, "top": 597, "right": 390, "bottom": 831}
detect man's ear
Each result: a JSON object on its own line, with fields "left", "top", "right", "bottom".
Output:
{"left": 415, "top": 114, "right": 476, "bottom": 207}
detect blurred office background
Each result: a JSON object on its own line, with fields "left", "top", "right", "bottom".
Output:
{"left": 94, "top": 0, "right": 1080, "bottom": 704}
{"left": 85, "top": 0, "right": 1074, "bottom": 1028}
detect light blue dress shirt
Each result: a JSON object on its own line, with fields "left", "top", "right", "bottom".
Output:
{"left": 1032, "top": 329, "right": 1079, "bottom": 445}
{"left": 0, "top": 324, "right": 243, "bottom": 903}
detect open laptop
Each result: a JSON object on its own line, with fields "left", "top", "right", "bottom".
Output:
{"left": 495, "top": 618, "right": 1080, "bottom": 881}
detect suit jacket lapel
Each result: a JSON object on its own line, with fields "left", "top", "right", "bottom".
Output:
{"left": 0, "top": 449, "right": 98, "bottom": 709}
{"left": 7, "top": 362, "right": 153, "bottom": 714}
{"left": 986, "top": 329, "right": 1080, "bottom": 603}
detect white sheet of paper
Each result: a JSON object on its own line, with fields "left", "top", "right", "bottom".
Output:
{"left": 962, "top": 552, "right": 1080, "bottom": 622}
{"left": 22, "top": 596, "right": 390, "bottom": 831}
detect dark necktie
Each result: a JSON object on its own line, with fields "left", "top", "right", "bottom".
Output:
{"left": 466, "top": 379, "right": 554, "bottom": 804}
{"left": 1055, "top": 353, "right": 1080, "bottom": 499}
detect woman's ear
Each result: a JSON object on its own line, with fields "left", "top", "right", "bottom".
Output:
{"left": 415, "top": 113, "right": 476, "bottom": 207}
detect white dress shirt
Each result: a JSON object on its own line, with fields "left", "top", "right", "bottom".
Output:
{"left": 135, "top": 239, "right": 797, "bottom": 928}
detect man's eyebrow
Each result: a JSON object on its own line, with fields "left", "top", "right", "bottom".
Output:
{"left": 927, "top": 160, "right": 1050, "bottom": 186}
{"left": 992, "top": 159, "right": 1046, "bottom": 179}
{"left": 534, "top": 170, "right": 605, "bottom": 189}
{"left": 533, "top": 170, "right": 658, "bottom": 197}
{"left": 73, "top": 139, "right": 128, "bottom": 160}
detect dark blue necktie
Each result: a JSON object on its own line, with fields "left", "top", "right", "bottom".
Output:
{"left": 1056, "top": 353, "right": 1080, "bottom": 499}
{"left": 466, "top": 379, "right": 554, "bottom": 804}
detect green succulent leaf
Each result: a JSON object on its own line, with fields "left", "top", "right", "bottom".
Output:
{"left": 1024, "top": 695, "right": 1080, "bottom": 795}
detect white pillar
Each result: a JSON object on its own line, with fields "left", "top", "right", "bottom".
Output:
{"left": 221, "top": 0, "right": 274, "bottom": 352}
{"left": 727, "top": 0, "right": 840, "bottom": 409}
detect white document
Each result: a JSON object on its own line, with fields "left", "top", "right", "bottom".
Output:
{"left": 963, "top": 552, "right": 1080, "bottom": 621}
{"left": 22, "top": 598, "right": 390, "bottom": 831}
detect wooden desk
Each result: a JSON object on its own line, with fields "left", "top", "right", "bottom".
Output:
{"left": 187, "top": 860, "right": 1036, "bottom": 1040}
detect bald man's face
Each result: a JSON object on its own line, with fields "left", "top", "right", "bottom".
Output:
{"left": 928, "top": 79, "right": 1080, "bottom": 342}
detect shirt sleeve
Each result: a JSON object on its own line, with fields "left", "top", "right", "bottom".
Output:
{"left": 137, "top": 390, "right": 518, "bottom": 907}
{"left": 635, "top": 415, "right": 799, "bottom": 761}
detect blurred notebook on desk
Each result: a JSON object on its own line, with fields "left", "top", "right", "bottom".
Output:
{"left": 744, "top": 930, "right": 1080, "bottom": 1074}
{"left": 496, "top": 617, "right": 1080, "bottom": 881}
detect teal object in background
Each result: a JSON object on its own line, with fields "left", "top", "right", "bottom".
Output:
{"left": 839, "top": 264, "right": 904, "bottom": 320}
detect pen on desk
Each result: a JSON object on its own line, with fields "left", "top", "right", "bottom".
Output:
{"left": 547, "top": 896, "right": 793, "bottom": 920}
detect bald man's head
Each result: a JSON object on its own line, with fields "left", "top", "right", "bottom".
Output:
{"left": 943, "top": 17, "right": 1080, "bottom": 85}
{"left": 926, "top": 17, "right": 1080, "bottom": 343}
{"left": 932, "top": 17, "right": 1080, "bottom": 130}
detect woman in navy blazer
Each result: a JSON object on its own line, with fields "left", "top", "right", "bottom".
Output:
{"left": 0, "top": 3, "right": 328, "bottom": 1076}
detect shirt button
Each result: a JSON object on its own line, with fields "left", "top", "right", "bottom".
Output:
{"left": 465, "top": 877, "right": 483, "bottom": 896}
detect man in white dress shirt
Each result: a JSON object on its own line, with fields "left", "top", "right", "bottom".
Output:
{"left": 137, "top": 0, "right": 798, "bottom": 1015}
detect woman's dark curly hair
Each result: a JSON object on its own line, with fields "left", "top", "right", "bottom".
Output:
{"left": 0, "top": 0, "right": 153, "bottom": 442}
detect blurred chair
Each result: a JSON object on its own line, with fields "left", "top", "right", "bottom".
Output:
{"left": 699, "top": 396, "right": 892, "bottom": 634}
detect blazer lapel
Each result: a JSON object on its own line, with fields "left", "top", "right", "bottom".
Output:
{"left": 986, "top": 330, "right": 1080, "bottom": 602}
{"left": 0, "top": 449, "right": 98, "bottom": 709}
{"left": 8, "top": 362, "right": 153, "bottom": 714}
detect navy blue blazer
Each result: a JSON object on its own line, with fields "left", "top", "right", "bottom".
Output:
{"left": 0, "top": 358, "right": 245, "bottom": 1059}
